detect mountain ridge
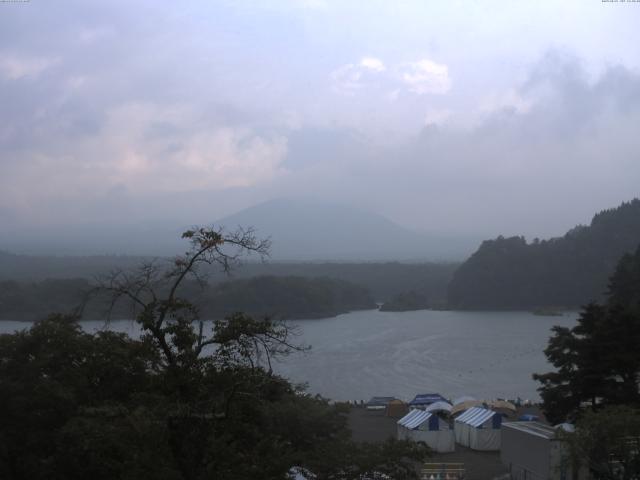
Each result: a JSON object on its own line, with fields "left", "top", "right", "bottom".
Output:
{"left": 447, "top": 199, "right": 640, "bottom": 309}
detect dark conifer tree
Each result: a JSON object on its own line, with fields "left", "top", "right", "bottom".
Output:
{"left": 534, "top": 245, "right": 640, "bottom": 424}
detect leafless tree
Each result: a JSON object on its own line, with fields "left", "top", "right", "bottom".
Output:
{"left": 95, "top": 225, "right": 302, "bottom": 370}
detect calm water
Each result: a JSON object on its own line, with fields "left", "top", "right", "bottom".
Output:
{"left": 1, "top": 309, "right": 576, "bottom": 402}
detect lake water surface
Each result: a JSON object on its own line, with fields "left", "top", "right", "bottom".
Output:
{"left": 1, "top": 309, "right": 577, "bottom": 403}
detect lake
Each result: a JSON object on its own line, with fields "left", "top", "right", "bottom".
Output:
{"left": 0, "top": 309, "right": 577, "bottom": 403}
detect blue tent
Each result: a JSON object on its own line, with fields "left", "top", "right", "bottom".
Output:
{"left": 408, "top": 393, "right": 447, "bottom": 407}
{"left": 454, "top": 407, "right": 502, "bottom": 451}
{"left": 397, "top": 409, "right": 455, "bottom": 452}
{"left": 365, "top": 396, "right": 396, "bottom": 410}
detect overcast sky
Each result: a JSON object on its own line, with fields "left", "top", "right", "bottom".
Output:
{"left": 1, "top": 0, "right": 639, "bottom": 252}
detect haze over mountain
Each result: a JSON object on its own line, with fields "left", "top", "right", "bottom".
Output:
{"left": 2, "top": 3, "right": 640, "bottom": 254}
{"left": 0, "top": 198, "right": 478, "bottom": 261}
{"left": 216, "top": 198, "right": 479, "bottom": 261}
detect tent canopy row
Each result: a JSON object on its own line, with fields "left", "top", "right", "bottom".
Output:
{"left": 408, "top": 393, "right": 447, "bottom": 406}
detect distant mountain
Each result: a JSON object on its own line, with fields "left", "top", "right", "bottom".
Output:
{"left": 1, "top": 198, "right": 477, "bottom": 260}
{"left": 216, "top": 198, "right": 475, "bottom": 261}
{"left": 447, "top": 199, "right": 640, "bottom": 309}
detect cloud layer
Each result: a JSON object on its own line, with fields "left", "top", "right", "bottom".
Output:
{"left": 330, "top": 56, "right": 450, "bottom": 96}
{"left": 1, "top": 1, "right": 639, "bottom": 254}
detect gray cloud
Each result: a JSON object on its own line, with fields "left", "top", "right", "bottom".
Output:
{"left": 1, "top": 2, "right": 639, "bottom": 255}
{"left": 266, "top": 53, "right": 640, "bottom": 239}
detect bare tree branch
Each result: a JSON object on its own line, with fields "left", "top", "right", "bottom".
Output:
{"left": 90, "top": 225, "right": 291, "bottom": 372}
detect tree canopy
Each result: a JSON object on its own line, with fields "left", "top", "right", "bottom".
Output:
{"left": 379, "top": 290, "right": 432, "bottom": 312}
{"left": 0, "top": 275, "right": 375, "bottom": 321}
{"left": 533, "top": 244, "right": 640, "bottom": 424}
{"left": 0, "top": 226, "right": 428, "bottom": 480}
{"left": 563, "top": 406, "right": 640, "bottom": 480}
{"left": 448, "top": 199, "right": 640, "bottom": 309}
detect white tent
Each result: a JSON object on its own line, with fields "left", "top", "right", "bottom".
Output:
{"left": 425, "top": 401, "right": 453, "bottom": 414}
{"left": 397, "top": 409, "right": 455, "bottom": 453}
{"left": 454, "top": 407, "right": 502, "bottom": 451}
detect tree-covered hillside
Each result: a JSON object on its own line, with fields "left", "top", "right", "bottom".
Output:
{"left": 379, "top": 291, "right": 432, "bottom": 312}
{"left": 448, "top": 199, "right": 640, "bottom": 309}
{"left": 0, "top": 253, "right": 457, "bottom": 305}
{"left": 197, "top": 275, "right": 375, "bottom": 319}
{"left": 0, "top": 276, "right": 375, "bottom": 321}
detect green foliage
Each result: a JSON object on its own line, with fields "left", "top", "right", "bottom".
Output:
{"left": 0, "top": 228, "right": 429, "bottom": 479}
{"left": 533, "top": 245, "right": 640, "bottom": 424}
{"left": 0, "top": 314, "right": 428, "bottom": 480}
{"left": 379, "top": 290, "right": 431, "bottom": 312}
{"left": 563, "top": 406, "right": 640, "bottom": 480}
{"left": 608, "top": 248, "right": 640, "bottom": 311}
{"left": 0, "top": 278, "right": 90, "bottom": 320}
{"left": 200, "top": 275, "right": 376, "bottom": 319}
{"left": 0, "top": 275, "right": 375, "bottom": 321}
{"left": 0, "top": 252, "right": 458, "bottom": 308}
{"left": 0, "top": 314, "right": 163, "bottom": 480}
{"left": 448, "top": 199, "right": 640, "bottom": 309}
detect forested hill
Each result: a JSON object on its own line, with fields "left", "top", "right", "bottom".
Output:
{"left": 0, "top": 275, "right": 375, "bottom": 321}
{"left": 0, "top": 252, "right": 456, "bottom": 304}
{"left": 196, "top": 276, "right": 375, "bottom": 320}
{"left": 447, "top": 199, "right": 640, "bottom": 309}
